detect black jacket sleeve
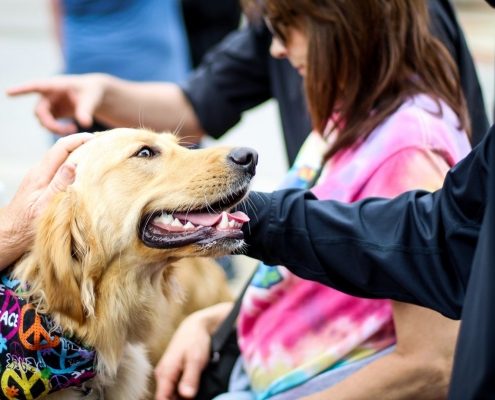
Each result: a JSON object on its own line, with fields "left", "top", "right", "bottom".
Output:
{"left": 180, "top": 24, "right": 272, "bottom": 138}
{"left": 242, "top": 126, "right": 493, "bottom": 319}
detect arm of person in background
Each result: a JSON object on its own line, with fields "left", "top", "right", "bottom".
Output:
{"left": 241, "top": 126, "right": 493, "bottom": 320}
{"left": 0, "top": 132, "right": 93, "bottom": 269}
{"left": 305, "top": 302, "right": 458, "bottom": 400}
{"left": 7, "top": 75, "right": 203, "bottom": 140}
{"left": 6, "top": 24, "right": 273, "bottom": 143}
{"left": 154, "top": 302, "right": 233, "bottom": 400}
{"left": 303, "top": 148, "right": 460, "bottom": 400}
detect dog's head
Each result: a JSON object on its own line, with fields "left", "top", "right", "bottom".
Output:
{"left": 17, "top": 128, "right": 256, "bottom": 324}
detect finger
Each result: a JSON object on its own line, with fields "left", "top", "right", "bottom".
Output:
{"left": 74, "top": 90, "right": 100, "bottom": 128}
{"left": 49, "top": 163, "right": 77, "bottom": 193}
{"left": 35, "top": 163, "right": 76, "bottom": 209}
{"left": 35, "top": 98, "right": 77, "bottom": 135}
{"left": 177, "top": 351, "right": 208, "bottom": 398}
{"left": 55, "top": 131, "right": 95, "bottom": 152}
{"left": 155, "top": 354, "right": 184, "bottom": 400}
{"left": 7, "top": 81, "right": 58, "bottom": 96}
{"left": 38, "top": 133, "right": 94, "bottom": 184}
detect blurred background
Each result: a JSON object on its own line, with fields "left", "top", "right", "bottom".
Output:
{"left": 0, "top": 0, "right": 494, "bottom": 286}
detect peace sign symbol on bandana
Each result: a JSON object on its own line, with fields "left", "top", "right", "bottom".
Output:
{"left": 1, "top": 361, "right": 50, "bottom": 399}
{"left": 18, "top": 305, "right": 60, "bottom": 351}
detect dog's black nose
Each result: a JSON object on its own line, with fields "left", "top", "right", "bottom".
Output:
{"left": 228, "top": 147, "right": 258, "bottom": 176}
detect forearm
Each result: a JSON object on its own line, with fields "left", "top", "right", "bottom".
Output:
{"left": 303, "top": 351, "right": 450, "bottom": 400}
{"left": 96, "top": 75, "right": 205, "bottom": 141}
{"left": 0, "top": 207, "right": 30, "bottom": 269}
{"left": 242, "top": 188, "right": 466, "bottom": 318}
{"left": 192, "top": 301, "right": 234, "bottom": 334}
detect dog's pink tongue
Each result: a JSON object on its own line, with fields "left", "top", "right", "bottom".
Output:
{"left": 173, "top": 211, "right": 249, "bottom": 226}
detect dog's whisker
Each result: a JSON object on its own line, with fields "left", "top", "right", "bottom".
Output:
{"left": 245, "top": 194, "right": 262, "bottom": 234}
{"left": 251, "top": 190, "right": 266, "bottom": 205}
{"left": 179, "top": 138, "right": 205, "bottom": 149}
{"left": 172, "top": 114, "right": 186, "bottom": 138}
{"left": 141, "top": 211, "right": 157, "bottom": 241}
{"left": 138, "top": 102, "right": 145, "bottom": 130}
{"left": 247, "top": 197, "right": 259, "bottom": 213}
{"left": 202, "top": 193, "right": 215, "bottom": 214}
{"left": 176, "top": 137, "right": 198, "bottom": 148}
{"left": 185, "top": 203, "right": 193, "bottom": 215}
{"left": 235, "top": 194, "right": 258, "bottom": 237}
{"left": 249, "top": 194, "right": 263, "bottom": 216}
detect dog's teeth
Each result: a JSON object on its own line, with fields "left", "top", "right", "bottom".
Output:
{"left": 184, "top": 222, "right": 195, "bottom": 230}
{"left": 157, "top": 213, "right": 173, "bottom": 225}
{"left": 172, "top": 218, "right": 183, "bottom": 228}
{"left": 228, "top": 220, "right": 236, "bottom": 228}
{"left": 218, "top": 212, "right": 229, "bottom": 229}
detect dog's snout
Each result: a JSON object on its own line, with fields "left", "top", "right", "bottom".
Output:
{"left": 228, "top": 147, "right": 258, "bottom": 176}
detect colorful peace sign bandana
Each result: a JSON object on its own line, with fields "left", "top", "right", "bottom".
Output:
{"left": 0, "top": 272, "right": 96, "bottom": 399}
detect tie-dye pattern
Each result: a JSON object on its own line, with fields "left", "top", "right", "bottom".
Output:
{"left": 238, "top": 95, "right": 471, "bottom": 399}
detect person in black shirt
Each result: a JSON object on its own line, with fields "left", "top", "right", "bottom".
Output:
{"left": 181, "top": 0, "right": 241, "bottom": 67}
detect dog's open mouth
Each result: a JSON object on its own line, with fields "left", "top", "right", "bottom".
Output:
{"left": 140, "top": 210, "right": 249, "bottom": 249}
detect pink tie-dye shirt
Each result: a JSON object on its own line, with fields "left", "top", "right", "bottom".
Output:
{"left": 238, "top": 95, "right": 471, "bottom": 399}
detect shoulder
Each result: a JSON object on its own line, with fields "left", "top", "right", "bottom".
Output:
{"left": 368, "top": 95, "right": 471, "bottom": 163}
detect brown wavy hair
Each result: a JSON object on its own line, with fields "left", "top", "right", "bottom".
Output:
{"left": 243, "top": 0, "right": 469, "bottom": 160}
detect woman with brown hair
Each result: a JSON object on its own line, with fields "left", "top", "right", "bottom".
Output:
{"left": 155, "top": 1, "right": 471, "bottom": 399}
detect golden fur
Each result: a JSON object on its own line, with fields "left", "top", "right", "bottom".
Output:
{"left": 13, "top": 128, "right": 254, "bottom": 399}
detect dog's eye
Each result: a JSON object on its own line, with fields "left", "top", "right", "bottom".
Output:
{"left": 134, "top": 146, "right": 156, "bottom": 158}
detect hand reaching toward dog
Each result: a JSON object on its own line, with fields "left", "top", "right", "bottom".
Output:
{"left": 7, "top": 74, "right": 107, "bottom": 135}
{"left": 0, "top": 132, "right": 93, "bottom": 268}
{"left": 155, "top": 302, "right": 233, "bottom": 400}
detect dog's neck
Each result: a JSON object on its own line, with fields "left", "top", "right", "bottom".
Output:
{"left": 90, "top": 263, "right": 169, "bottom": 377}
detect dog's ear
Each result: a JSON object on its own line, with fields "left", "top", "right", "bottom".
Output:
{"left": 33, "top": 191, "right": 104, "bottom": 324}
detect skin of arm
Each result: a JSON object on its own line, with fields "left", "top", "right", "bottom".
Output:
{"left": 302, "top": 148, "right": 460, "bottom": 399}
{"left": 304, "top": 302, "right": 458, "bottom": 400}
{"left": 7, "top": 73, "right": 206, "bottom": 142}
{"left": 97, "top": 75, "right": 206, "bottom": 142}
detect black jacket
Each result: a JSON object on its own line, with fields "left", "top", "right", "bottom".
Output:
{"left": 181, "top": 0, "right": 241, "bottom": 67}
{"left": 242, "top": 125, "right": 495, "bottom": 399}
{"left": 181, "top": 0, "right": 488, "bottom": 165}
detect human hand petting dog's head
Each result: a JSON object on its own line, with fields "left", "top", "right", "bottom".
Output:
{"left": 0, "top": 132, "right": 93, "bottom": 268}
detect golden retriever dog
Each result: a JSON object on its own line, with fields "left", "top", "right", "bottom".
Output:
{"left": 8, "top": 128, "right": 257, "bottom": 399}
